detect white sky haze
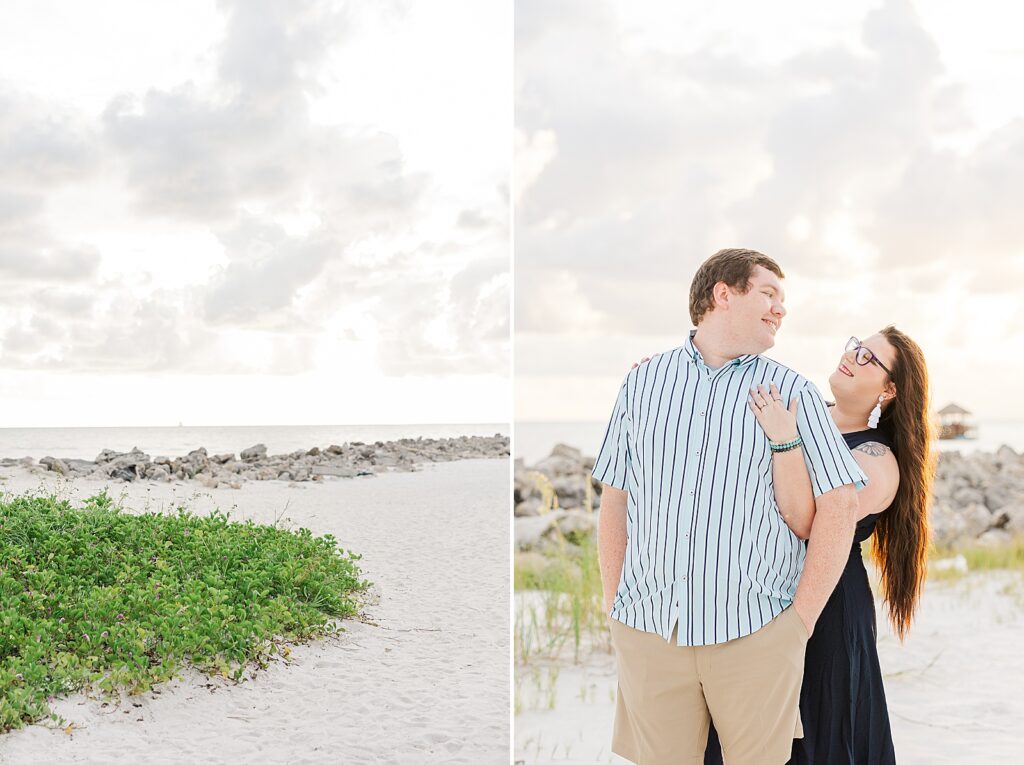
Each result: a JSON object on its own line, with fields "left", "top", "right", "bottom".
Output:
{"left": 0, "top": 0, "right": 510, "bottom": 427}
{"left": 515, "top": 0, "right": 1024, "bottom": 423}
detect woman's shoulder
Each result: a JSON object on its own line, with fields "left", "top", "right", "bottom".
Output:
{"left": 849, "top": 436, "right": 900, "bottom": 493}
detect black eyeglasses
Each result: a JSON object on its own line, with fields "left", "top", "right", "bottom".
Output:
{"left": 845, "top": 337, "right": 892, "bottom": 376}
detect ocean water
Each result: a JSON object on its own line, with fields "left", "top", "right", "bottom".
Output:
{"left": 0, "top": 423, "right": 508, "bottom": 461}
{"left": 515, "top": 419, "right": 1024, "bottom": 466}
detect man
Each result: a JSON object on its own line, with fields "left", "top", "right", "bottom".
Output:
{"left": 592, "top": 249, "right": 867, "bottom": 765}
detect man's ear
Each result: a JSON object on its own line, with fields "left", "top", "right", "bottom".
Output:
{"left": 712, "top": 281, "right": 731, "bottom": 310}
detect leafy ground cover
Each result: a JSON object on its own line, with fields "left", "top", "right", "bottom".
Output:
{"left": 0, "top": 491, "right": 369, "bottom": 732}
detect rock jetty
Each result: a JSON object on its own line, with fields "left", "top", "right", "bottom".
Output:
{"left": 5, "top": 434, "right": 509, "bottom": 489}
{"left": 515, "top": 443, "right": 1024, "bottom": 552}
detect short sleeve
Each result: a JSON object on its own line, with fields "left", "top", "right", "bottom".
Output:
{"left": 795, "top": 381, "right": 868, "bottom": 497}
{"left": 591, "top": 376, "right": 630, "bottom": 491}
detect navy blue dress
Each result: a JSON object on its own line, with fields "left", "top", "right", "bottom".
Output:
{"left": 705, "top": 429, "right": 897, "bottom": 765}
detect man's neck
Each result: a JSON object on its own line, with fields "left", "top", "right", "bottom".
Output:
{"left": 691, "top": 327, "right": 743, "bottom": 370}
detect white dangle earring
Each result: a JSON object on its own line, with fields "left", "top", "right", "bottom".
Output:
{"left": 868, "top": 394, "right": 885, "bottom": 429}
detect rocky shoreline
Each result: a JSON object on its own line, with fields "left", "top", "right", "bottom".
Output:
{"left": 515, "top": 443, "right": 1024, "bottom": 553}
{"left": 3, "top": 434, "right": 509, "bottom": 489}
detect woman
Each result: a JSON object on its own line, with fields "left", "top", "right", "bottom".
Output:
{"left": 703, "top": 325, "right": 936, "bottom": 764}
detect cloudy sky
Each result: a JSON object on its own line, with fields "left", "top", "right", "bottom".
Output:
{"left": 0, "top": 0, "right": 509, "bottom": 427}
{"left": 515, "top": 0, "right": 1024, "bottom": 423}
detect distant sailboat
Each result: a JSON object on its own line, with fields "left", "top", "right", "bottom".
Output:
{"left": 936, "top": 403, "right": 978, "bottom": 440}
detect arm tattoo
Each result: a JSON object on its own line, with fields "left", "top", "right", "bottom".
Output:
{"left": 854, "top": 441, "right": 889, "bottom": 457}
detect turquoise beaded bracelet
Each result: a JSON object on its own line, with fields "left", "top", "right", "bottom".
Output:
{"left": 769, "top": 436, "right": 803, "bottom": 453}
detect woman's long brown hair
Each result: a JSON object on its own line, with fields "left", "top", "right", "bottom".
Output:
{"left": 871, "top": 325, "right": 937, "bottom": 641}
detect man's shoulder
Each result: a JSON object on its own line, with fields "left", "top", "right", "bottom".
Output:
{"left": 757, "top": 355, "right": 814, "bottom": 388}
{"left": 627, "top": 345, "right": 688, "bottom": 380}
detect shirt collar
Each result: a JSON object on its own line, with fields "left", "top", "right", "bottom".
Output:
{"left": 684, "top": 330, "right": 758, "bottom": 371}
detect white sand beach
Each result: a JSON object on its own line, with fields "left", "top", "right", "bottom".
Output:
{"left": 514, "top": 571, "right": 1024, "bottom": 764}
{"left": 0, "top": 458, "right": 509, "bottom": 765}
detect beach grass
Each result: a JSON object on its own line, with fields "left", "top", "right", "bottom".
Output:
{"left": 0, "top": 490, "right": 369, "bottom": 733}
{"left": 947, "top": 536, "right": 1024, "bottom": 571}
{"left": 514, "top": 536, "right": 608, "bottom": 667}
{"left": 926, "top": 535, "right": 1024, "bottom": 583}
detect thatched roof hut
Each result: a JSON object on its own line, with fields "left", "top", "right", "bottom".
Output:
{"left": 936, "top": 403, "right": 976, "bottom": 439}
{"left": 938, "top": 403, "right": 971, "bottom": 416}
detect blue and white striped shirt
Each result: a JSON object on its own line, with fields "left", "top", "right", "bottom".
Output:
{"left": 592, "top": 330, "right": 868, "bottom": 646}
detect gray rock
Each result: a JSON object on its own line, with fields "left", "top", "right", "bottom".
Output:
{"left": 931, "top": 502, "right": 992, "bottom": 546}
{"left": 951, "top": 486, "right": 985, "bottom": 507}
{"left": 311, "top": 465, "right": 358, "bottom": 478}
{"left": 977, "top": 528, "right": 1013, "bottom": 547}
{"left": 65, "top": 458, "right": 97, "bottom": 474}
{"left": 145, "top": 465, "right": 170, "bottom": 481}
{"left": 550, "top": 475, "right": 590, "bottom": 507}
{"left": 554, "top": 510, "right": 599, "bottom": 542}
{"left": 995, "top": 444, "right": 1021, "bottom": 466}
{"left": 514, "top": 498, "right": 543, "bottom": 517}
{"left": 185, "top": 448, "right": 210, "bottom": 473}
{"left": 1001, "top": 504, "right": 1024, "bottom": 532}
{"left": 532, "top": 454, "right": 583, "bottom": 478}
{"left": 515, "top": 512, "right": 565, "bottom": 550}
{"left": 982, "top": 477, "right": 1019, "bottom": 512}
{"left": 241, "top": 444, "right": 267, "bottom": 461}
{"left": 98, "top": 449, "right": 152, "bottom": 481}
{"left": 514, "top": 467, "right": 540, "bottom": 504}
{"left": 551, "top": 443, "right": 583, "bottom": 461}
{"left": 109, "top": 467, "right": 138, "bottom": 482}
{"left": 95, "top": 449, "right": 121, "bottom": 464}
{"left": 40, "top": 456, "right": 69, "bottom": 476}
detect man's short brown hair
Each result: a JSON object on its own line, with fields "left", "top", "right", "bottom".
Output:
{"left": 689, "top": 249, "right": 785, "bottom": 325}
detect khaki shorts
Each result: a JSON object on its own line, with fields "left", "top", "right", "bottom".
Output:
{"left": 609, "top": 606, "right": 808, "bottom": 765}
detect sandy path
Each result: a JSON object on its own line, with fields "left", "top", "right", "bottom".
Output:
{"left": 514, "top": 572, "right": 1024, "bottom": 764}
{"left": 0, "top": 458, "right": 510, "bottom": 765}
